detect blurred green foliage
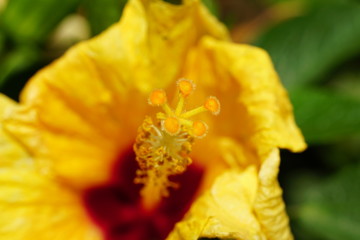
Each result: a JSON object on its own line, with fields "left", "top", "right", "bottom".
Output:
{"left": 254, "top": 2, "right": 360, "bottom": 142}
{"left": 0, "top": 0, "right": 360, "bottom": 240}
{"left": 0, "top": 0, "right": 126, "bottom": 98}
{"left": 254, "top": 0, "right": 360, "bottom": 239}
{"left": 0, "top": 0, "right": 81, "bottom": 44}
{"left": 288, "top": 164, "right": 360, "bottom": 240}
{"left": 255, "top": 4, "right": 360, "bottom": 91}
{"left": 290, "top": 88, "right": 360, "bottom": 143}
{"left": 0, "top": 0, "right": 80, "bottom": 90}
{"left": 83, "top": 0, "right": 127, "bottom": 35}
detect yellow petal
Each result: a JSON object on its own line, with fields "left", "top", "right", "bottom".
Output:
{"left": 0, "top": 95, "right": 102, "bottom": 240}
{"left": 0, "top": 167, "right": 102, "bottom": 240}
{"left": 254, "top": 148, "right": 293, "bottom": 240}
{"left": 167, "top": 148, "right": 293, "bottom": 240}
{"left": 167, "top": 166, "right": 265, "bottom": 240}
{"left": 191, "top": 136, "right": 257, "bottom": 195}
{"left": 182, "top": 37, "right": 306, "bottom": 162}
{"left": 0, "top": 94, "right": 29, "bottom": 166}
{"left": 0, "top": 94, "right": 14, "bottom": 120}
{"left": 4, "top": 0, "right": 229, "bottom": 189}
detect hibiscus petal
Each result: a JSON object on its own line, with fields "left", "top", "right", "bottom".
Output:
{"left": 0, "top": 94, "right": 29, "bottom": 166}
{"left": 254, "top": 149, "right": 293, "bottom": 240}
{"left": 167, "top": 166, "right": 265, "bottom": 240}
{"left": 3, "top": 0, "right": 229, "bottom": 188}
{"left": 0, "top": 95, "right": 102, "bottom": 240}
{"left": 167, "top": 148, "right": 293, "bottom": 240}
{"left": 0, "top": 168, "right": 103, "bottom": 240}
{"left": 182, "top": 36, "right": 306, "bottom": 163}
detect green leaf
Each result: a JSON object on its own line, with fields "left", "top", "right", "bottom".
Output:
{"left": 254, "top": 3, "right": 360, "bottom": 90}
{"left": 82, "top": 0, "right": 127, "bottom": 36}
{"left": 0, "top": 31, "right": 5, "bottom": 55}
{"left": 289, "top": 165, "right": 360, "bottom": 240}
{"left": 328, "top": 67, "right": 360, "bottom": 101}
{"left": 291, "top": 88, "right": 360, "bottom": 143}
{"left": 0, "top": 0, "right": 81, "bottom": 44}
{"left": 0, "top": 46, "right": 40, "bottom": 87}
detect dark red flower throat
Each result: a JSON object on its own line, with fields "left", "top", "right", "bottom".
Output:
{"left": 83, "top": 148, "right": 203, "bottom": 240}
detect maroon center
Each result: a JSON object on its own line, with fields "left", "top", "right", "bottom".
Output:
{"left": 83, "top": 148, "right": 204, "bottom": 240}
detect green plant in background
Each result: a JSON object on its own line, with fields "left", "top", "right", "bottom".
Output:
{"left": 254, "top": 0, "right": 360, "bottom": 239}
{"left": 0, "top": 0, "right": 80, "bottom": 92}
{"left": 254, "top": 2, "right": 360, "bottom": 142}
{"left": 1, "top": 0, "right": 360, "bottom": 239}
{"left": 0, "top": 0, "right": 127, "bottom": 99}
{"left": 82, "top": 0, "right": 127, "bottom": 35}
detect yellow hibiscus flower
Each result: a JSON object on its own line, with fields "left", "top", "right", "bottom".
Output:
{"left": 0, "top": 0, "right": 306, "bottom": 239}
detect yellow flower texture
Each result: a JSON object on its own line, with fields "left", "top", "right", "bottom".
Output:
{"left": 0, "top": 0, "right": 306, "bottom": 239}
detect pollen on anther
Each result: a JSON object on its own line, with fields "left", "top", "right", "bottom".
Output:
{"left": 204, "top": 96, "right": 220, "bottom": 115}
{"left": 148, "top": 89, "right": 167, "bottom": 106}
{"left": 177, "top": 78, "right": 196, "bottom": 97}
{"left": 162, "top": 117, "right": 181, "bottom": 135}
{"left": 192, "top": 120, "right": 208, "bottom": 138}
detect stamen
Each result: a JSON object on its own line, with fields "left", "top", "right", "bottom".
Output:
{"left": 192, "top": 121, "right": 208, "bottom": 138}
{"left": 162, "top": 117, "right": 181, "bottom": 135}
{"left": 134, "top": 78, "right": 220, "bottom": 210}
{"left": 148, "top": 89, "right": 167, "bottom": 106}
{"left": 177, "top": 78, "right": 196, "bottom": 97}
{"left": 175, "top": 79, "right": 195, "bottom": 115}
{"left": 204, "top": 96, "right": 221, "bottom": 115}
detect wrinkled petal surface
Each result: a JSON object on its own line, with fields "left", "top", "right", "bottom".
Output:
{"left": 0, "top": 94, "right": 29, "bottom": 166}
{"left": 167, "top": 167, "right": 264, "bottom": 240}
{"left": 254, "top": 149, "right": 293, "bottom": 240}
{"left": 168, "top": 148, "right": 293, "bottom": 240}
{"left": 185, "top": 37, "right": 306, "bottom": 205}
{"left": 183, "top": 37, "right": 306, "bottom": 163}
{"left": 0, "top": 95, "right": 102, "bottom": 240}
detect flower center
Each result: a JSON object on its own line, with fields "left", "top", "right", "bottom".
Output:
{"left": 133, "top": 78, "right": 220, "bottom": 210}
{"left": 83, "top": 149, "right": 204, "bottom": 240}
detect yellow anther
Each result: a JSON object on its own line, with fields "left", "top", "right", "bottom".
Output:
{"left": 204, "top": 96, "right": 221, "bottom": 115}
{"left": 148, "top": 89, "right": 167, "bottom": 106}
{"left": 162, "top": 117, "right": 181, "bottom": 135}
{"left": 192, "top": 120, "right": 208, "bottom": 138}
{"left": 177, "top": 78, "right": 196, "bottom": 97}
